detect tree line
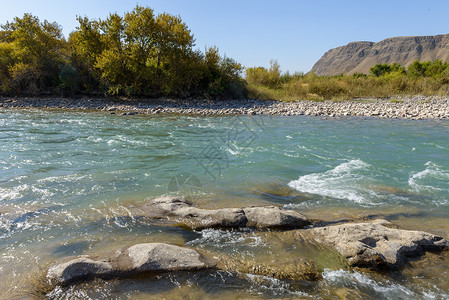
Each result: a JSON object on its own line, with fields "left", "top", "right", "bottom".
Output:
{"left": 0, "top": 6, "right": 246, "bottom": 99}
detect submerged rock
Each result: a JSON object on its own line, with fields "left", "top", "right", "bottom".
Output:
{"left": 134, "top": 197, "right": 310, "bottom": 230}
{"left": 334, "top": 287, "right": 370, "bottom": 300}
{"left": 47, "top": 243, "right": 216, "bottom": 286}
{"left": 223, "top": 257, "right": 321, "bottom": 281}
{"left": 307, "top": 219, "right": 449, "bottom": 269}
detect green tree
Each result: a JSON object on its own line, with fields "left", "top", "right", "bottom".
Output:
{"left": 95, "top": 13, "right": 128, "bottom": 94}
{"left": 152, "top": 12, "right": 196, "bottom": 95}
{"left": 123, "top": 6, "right": 157, "bottom": 94}
{"left": 0, "top": 13, "right": 66, "bottom": 94}
{"left": 199, "top": 46, "right": 222, "bottom": 96}
{"left": 70, "top": 5, "right": 201, "bottom": 96}
{"left": 199, "top": 46, "right": 245, "bottom": 99}
{"left": 268, "top": 59, "right": 281, "bottom": 85}
{"left": 68, "top": 16, "right": 104, "bottom": 93}
{"left": 0, "top": 42, "right": 15, "bottom": 92}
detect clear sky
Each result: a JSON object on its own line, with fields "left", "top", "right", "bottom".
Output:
{"left": 1, "top": 0, "right": 447, "bottom": 73}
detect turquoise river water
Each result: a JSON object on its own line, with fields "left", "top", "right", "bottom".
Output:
{"left": 1, "top": 108, "right": 449, "bottom": 299}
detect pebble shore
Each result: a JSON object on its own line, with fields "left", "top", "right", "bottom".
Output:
{"left": 1, "top": 96, "right": 448, "bottom": 120}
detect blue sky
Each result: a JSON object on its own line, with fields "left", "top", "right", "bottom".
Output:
{"left": 1, "top": 0, "right": 447, "bottom": 73}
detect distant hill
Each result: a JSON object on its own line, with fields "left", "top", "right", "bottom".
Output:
{"left": 311, "top": 34, "right": 449, "bottom": 76}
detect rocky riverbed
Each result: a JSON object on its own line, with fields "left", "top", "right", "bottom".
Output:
{"left": 43, "top": 197, "right": 449, "bottom": 290}
{"left": 1, "top": 95, "right": 449, "bottom": 119}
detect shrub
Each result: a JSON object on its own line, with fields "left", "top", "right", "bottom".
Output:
{"left": 370, "top": 64, "right": 392, "bottom": 77}
{"left": 245, "top": 59, "right": 281, "bottom": 88}
{"left": 407, "top": 60, "right": 431, "bottom": 78}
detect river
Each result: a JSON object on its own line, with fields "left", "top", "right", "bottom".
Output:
{"left": 1, "top": 108, "right": 448, "bottom": 299}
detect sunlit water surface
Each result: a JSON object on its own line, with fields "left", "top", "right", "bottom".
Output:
{"left": 1, "top": 108, "right": 449, "bottom": 299}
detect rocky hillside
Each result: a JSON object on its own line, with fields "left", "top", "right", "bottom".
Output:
{"left": 311, "top": 34, "right": 449, "bottom": 75}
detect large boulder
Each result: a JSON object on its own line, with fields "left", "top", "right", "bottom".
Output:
{"left": 47, "top": 243, "right": 216, "bottom": 286}
{"left": 243, "top": 206, "right": 310, "bottom": 229}
{"left": 133, "top": 197, "right": 310, "bottom": 230}
{"left": 307, "top": 219, "right": 449, "bottom": 269}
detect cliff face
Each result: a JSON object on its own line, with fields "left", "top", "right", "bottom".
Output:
{"left": 311, "top": 34, "right": 449, "bottom": 76}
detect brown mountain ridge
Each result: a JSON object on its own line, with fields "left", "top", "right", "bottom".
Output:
{"left": 311, "top": 34, "right": 449, "bottom": 76}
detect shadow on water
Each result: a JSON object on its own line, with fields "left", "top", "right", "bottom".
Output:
{"left": 0, "top": 205, "right": 63, "bottom": 235}
{"left": 10, "top": 205, "right": 62, "bottom": 224}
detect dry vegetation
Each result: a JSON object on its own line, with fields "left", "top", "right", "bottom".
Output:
{"left": 247, "top": 60, "right": 449, "bottom": 101}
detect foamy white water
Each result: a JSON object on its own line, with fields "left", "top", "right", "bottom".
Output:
{"left": 409, "top": 161, "right": 449, "bottom": 193}
{"left": 287, "top": 159, "right": 378, "bottom": 203}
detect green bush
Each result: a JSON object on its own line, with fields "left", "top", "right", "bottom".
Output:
{"left": 407, "top": 60, "right": 431, "bottom": 78}
{"left": 370, "top": 64, "right": 392, "bottom": 77}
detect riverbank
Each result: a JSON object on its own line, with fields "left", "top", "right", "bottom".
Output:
{"left": 1, "top": 95, "right": 448, "bottom": 119}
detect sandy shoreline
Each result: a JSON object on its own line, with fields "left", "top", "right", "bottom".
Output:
{"left": 1, "top": 95, "right": 449, "bottom": 119}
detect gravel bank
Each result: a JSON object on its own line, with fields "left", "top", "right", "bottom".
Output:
{"left": 1, "top": 96, "right": 448, "bottom": 119}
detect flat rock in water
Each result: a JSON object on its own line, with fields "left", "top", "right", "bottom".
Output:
{"left": 179, "top": 207, "right": 247, "bottom": 230}
{"left": 47, "top": 243, "right": 216, "bottom": 286}
{"left": 137, "top": 196, "right": 191, "bottom": 216}
{"left": 243, "top": 206, "right": 310, "bottom": 229}
{"left": 134, "top": 197, "right": 310, "bottom": 230}
{"left": 307, "top": 219, "right": 449, "bottom": 269}
{"left": 136, "top": 197, "right": 247, "bottom": 230}
{"left": 119, "top": 243, "right": 214, "bottom": 272}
